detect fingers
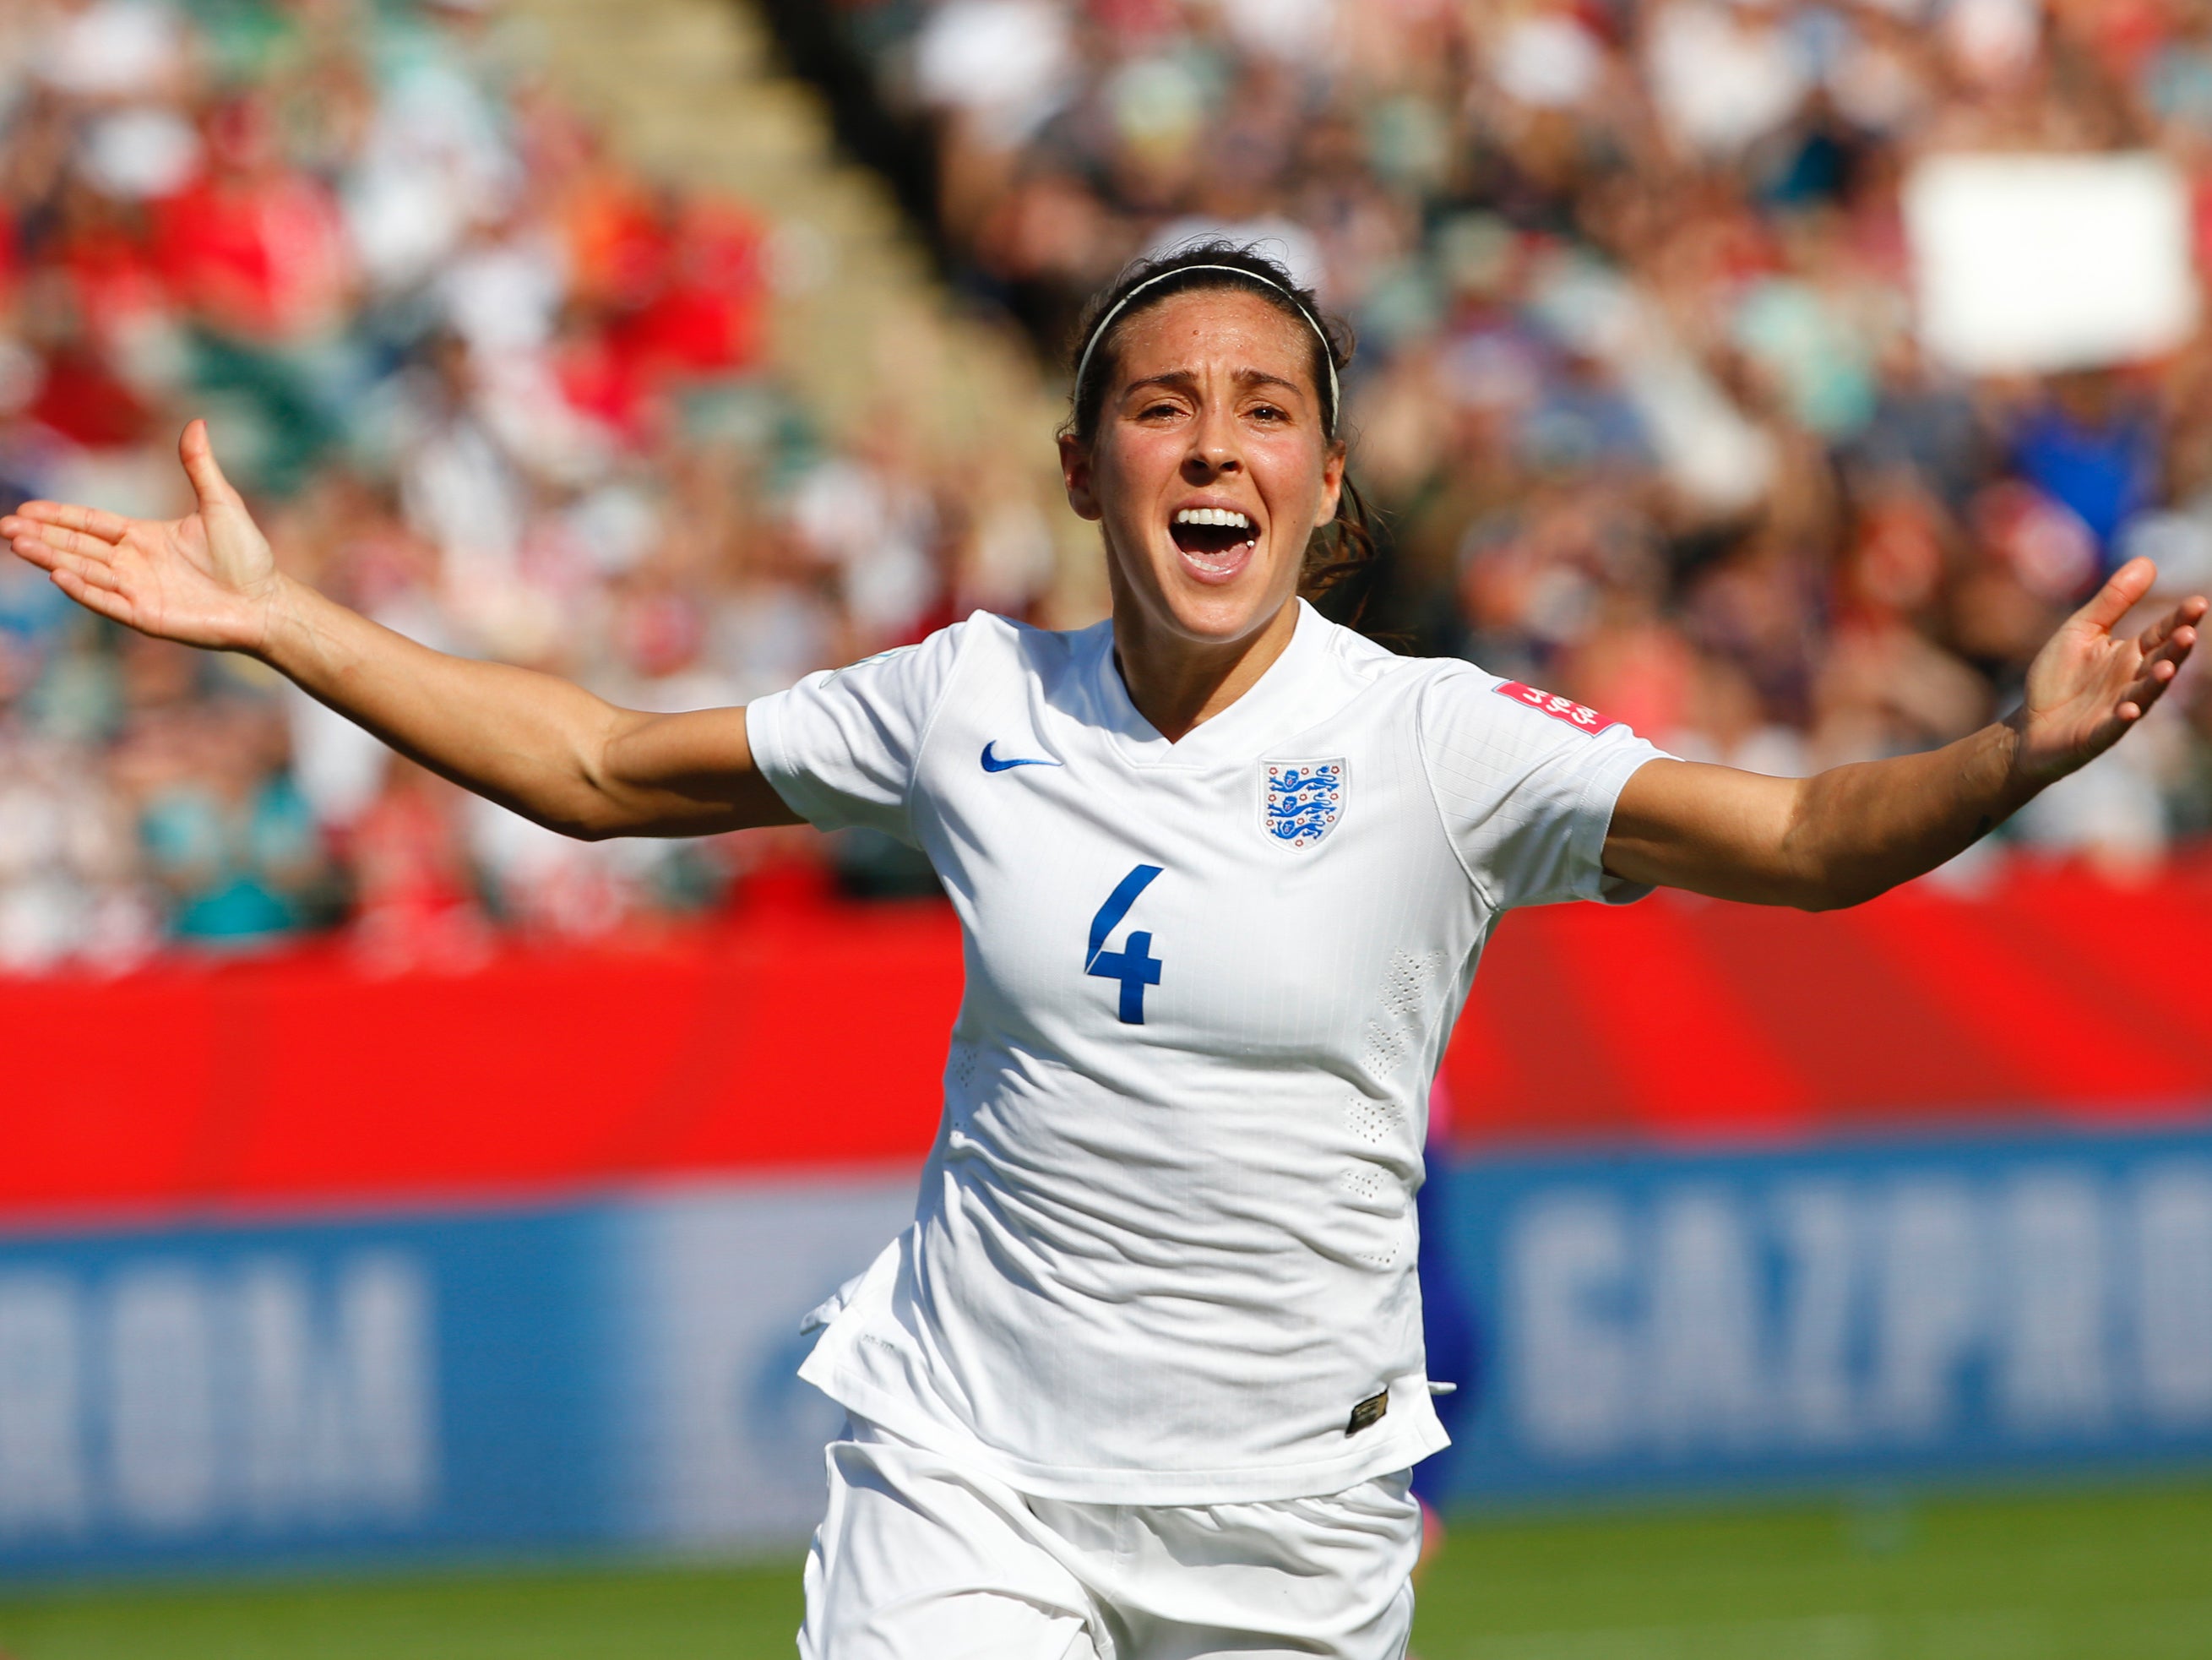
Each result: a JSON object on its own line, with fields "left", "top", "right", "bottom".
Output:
{"left": 2117, "top": 644, "right": 2190, "bottom": 719}
{"left": 3, "top": 500, "right": 132, "bottom": 543}
{"left": 47, "top": 565, "right": 134, "bottom": 627}
{"left": 4, "top": 527, "right": 57, "bottom": 572}
{"left": 11, "top": 519, "right": 123, "bottom": 567}
{"left": 178, "top": 418, "right": 242, "bottom": 512}
{"left": 2125, "top": 660, "right": 2177, "bottom": 705}
{"left": 2137, "top": 622, "right": 2198, "bottom": 682}
{"left": 2111, "top": 595, "right": 2198, "bottom": 709}
{"left": 2074, "top": 556, "right": 2159, "bottom": 633}
{"left": 10, "top": 523, "right": 124, "bottom": 589}
{"left": 4, "top": 529, "right": 77, "bottom": 578}
{"left": 8, "top": 505, "right": 132, "bottom": 607}
{"left": 52, "top": 545, "right": 123, "bottom": 592}
{"left": 2135, "top": 594, "right": 2209, "bottom": 656}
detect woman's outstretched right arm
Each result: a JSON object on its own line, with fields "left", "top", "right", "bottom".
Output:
{"left": 2, "top": 421, "right": 801, "bottom": 840}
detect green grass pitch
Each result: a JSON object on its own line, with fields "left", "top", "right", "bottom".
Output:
{"left": 2, "top": 1481, "right": 2207, "bottom": 1658}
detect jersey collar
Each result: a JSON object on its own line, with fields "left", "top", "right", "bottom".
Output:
{"left": 1087, "top": 597, "right": 1338, "bottom": 770}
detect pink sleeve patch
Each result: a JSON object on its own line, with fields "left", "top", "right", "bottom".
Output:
{"left": 1493, "top": 679, "right": 1618, "bottom": 735}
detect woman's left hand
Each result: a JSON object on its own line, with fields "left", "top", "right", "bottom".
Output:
{"left": 1607, "top": 557, "right": 2205, "bottom": 911}
{"left": 2008, "top": 557, "right": 2207, "bottom": 786}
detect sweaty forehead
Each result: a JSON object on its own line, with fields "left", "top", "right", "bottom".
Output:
{"left": 1106, "top": 288, "right": 1319, "bottom": 392}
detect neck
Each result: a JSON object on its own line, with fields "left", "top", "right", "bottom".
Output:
{"left": 1109, "top": 589, "right": 1301, "bottom": 743}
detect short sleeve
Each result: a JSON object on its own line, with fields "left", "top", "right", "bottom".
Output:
{"left": 743, "top": 620, "right": 975, "bottom": 843}
{"left": 1419, "top": 668, "right": 1672, "bottom": 911}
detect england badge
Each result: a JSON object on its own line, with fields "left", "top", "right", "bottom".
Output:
{"left": 1261, "top": 759, "right": 1347, "bottom": 851}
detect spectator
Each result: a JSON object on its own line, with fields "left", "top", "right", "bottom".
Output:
{"left": 821, "top": 0, "right": 2212, "bottom": 877}
{"left": 11, "top": 0, "right": 2212, "bottom": 977}
{"left": 0, "top": 0, "right": 1068, "bottom": 972}
{"left": 127, "top": 696, "right": 329, "bottom": 947}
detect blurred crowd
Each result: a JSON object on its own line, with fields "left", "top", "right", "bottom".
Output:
{"left": 8, "top": 0, "right": 2212, "bottom": 978}
{"left": 847, "top": 0, "right": 2212, "bottom": 867}
{"left": 0, "top": 0, "right": 1064, "bottom": 973}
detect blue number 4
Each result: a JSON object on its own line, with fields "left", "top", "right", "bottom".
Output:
{"left": 1086, "top": 864, "right": 1163, "bottom": 1024}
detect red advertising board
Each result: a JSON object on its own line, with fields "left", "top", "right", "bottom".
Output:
{"left": 7, "top": 861, "right": 2209, "bottom": 1222}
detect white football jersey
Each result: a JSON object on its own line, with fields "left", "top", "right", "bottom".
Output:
{"left": 747, "top": 600, "right": 1668, "bottom": 1504}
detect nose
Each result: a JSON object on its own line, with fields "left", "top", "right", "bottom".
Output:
{"left": 1182, "top": 411, "right": 1243, "bottom": 482}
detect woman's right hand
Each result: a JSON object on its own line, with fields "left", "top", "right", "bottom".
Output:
{"left": 5, "top": 415, "right": 794, "bottom": 839}
{"left": 2, "top": 419, "right": 285, "bottom": 654}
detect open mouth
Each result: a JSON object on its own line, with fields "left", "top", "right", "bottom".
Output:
{"left": 1169, "top": 507, "right": 1258, "bottom": 573}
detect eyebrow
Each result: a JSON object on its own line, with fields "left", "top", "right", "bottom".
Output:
{"left": 1119, "top": 367, "right": 1308, "bottom": 402}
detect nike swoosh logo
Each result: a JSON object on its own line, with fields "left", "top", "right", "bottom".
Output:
{"left": 981, "top": 742, "right": 1063, "bottom": 773}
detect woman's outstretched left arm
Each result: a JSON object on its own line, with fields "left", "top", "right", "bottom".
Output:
{"left": 1603, "top": 558, "right": 2207, "bottom": 910}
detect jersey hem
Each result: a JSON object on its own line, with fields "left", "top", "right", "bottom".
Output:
{"left": 796, "top": 1357, "right": 1452, "bottom": 1507}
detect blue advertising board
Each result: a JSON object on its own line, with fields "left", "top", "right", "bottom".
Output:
{"left": 0, "top": 1206, "right": 623, "bottom": 1573}
{"left": 0, "top": 1177, "right": 917, "bottom": 1577}
{"left": 1422, "top": 1131, "right": 2212, "bottom": 1503}
{"left": 4, "top": 1134, "right": 2210, "bottom": 1577}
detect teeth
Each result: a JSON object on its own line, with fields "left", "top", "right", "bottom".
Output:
{"left": 1174, "top": 507, "right": 1253, "bottom": 531}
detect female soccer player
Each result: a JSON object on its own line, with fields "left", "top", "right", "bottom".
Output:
{"left": 6, "top": 246, "right": 2202, "bottom": 1658}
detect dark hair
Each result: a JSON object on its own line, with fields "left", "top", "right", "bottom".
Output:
{"left": 1062, "top": 242, "right": 1379, "bottom": 616}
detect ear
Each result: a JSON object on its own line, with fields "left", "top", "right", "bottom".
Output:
{"left": 1058, "top": 433, "right": 1102, "bottom": 523}
{"left": 1313, "top": 440, "right": 1345, "bottom": 529}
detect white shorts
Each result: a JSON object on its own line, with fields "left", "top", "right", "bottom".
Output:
{"left": 799, "top": 1416, "right": 1421, "bottom": 1660}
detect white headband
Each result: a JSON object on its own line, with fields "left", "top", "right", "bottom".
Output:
{"left": 1073, "top": 264, "right": 1340, "bottom": 436}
